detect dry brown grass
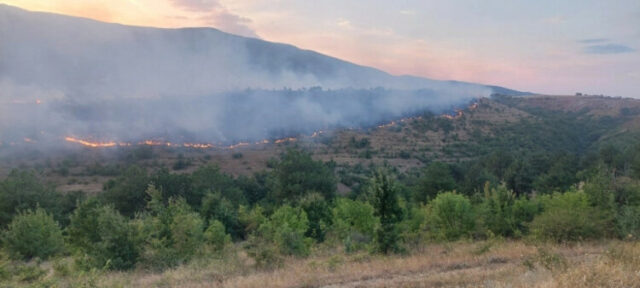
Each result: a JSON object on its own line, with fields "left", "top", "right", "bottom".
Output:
{"left": 60, "top": 240, "right": 635, "bottom": 288}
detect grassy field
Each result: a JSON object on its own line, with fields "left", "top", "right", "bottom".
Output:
{"left": 5, "top": 240, "right": 638, "bottom": 287}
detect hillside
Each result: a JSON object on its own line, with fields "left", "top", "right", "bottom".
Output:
{"left": 2, "top": 94, "right": 639, "bottom": 195}
{"left": 0, "top": 4, "right": 529, "bottom": 145}
{"left": 2, "top": 94, "right": 640, "bottom": 288}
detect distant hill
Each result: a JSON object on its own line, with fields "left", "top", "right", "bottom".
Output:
{"left": 0, "top": 4, "right": 525, "bottom": 144}
{"left": 0, "top": 4, "right": 525, "bottom": 95}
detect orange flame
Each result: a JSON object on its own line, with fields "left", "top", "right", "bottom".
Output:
{"left": 377, "top": 121, "right": 396, "bottom": 129}
{"left": 183, "top": 143, "right": 214, "bottom": 149}
{"left": 65, "top": 136, "right": 118, "bottom": 148}
{"left": 139, "top": 140, "right": 170, "bottom": 146}
{"left": 274, "top": 137, "right": 297, "bottom": 144}
{"left": 228, "top": 142, "right": 249, "bottom": 149}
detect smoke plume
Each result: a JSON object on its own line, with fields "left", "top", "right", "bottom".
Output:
{"left": 0, "top": 5, "right": 500, "bottom": 147}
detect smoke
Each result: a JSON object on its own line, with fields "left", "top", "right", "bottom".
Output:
{"left": 0, "top": 5, "right": 495, "bottom": 147}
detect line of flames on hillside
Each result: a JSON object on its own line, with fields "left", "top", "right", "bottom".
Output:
{"left": 62, "top": 135, "right": 304, "bottom": 150}
{"left": 12, "top": 101, "right": 478, "bottom": 150}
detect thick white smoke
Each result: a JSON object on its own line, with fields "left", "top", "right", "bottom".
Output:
{"left": 0, "top": 5, "right": 499, "bottom": 146}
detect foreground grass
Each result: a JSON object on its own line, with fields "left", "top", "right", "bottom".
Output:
{"left": 3, "top": 240, "right": 639, "bottom": 287}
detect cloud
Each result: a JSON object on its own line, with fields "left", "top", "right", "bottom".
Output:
{"left": 336, "top": 18, "right": 351, "bottom": 28}
{"left": 169, "top": 0, "right": 257, "bottom": 38}
{"left": 578, "top": 38, "right": 609, "bottom": 44}
{"left": 169, "top": 0, "right": 221, "bottom": 11}
{"left": 399, "top": 10, "right": 416, "bottom": 16}
{"left": 200, "top": 10, "right": 258, "bottom": 37}
{"left": 541, "top": 16, "right": 566, "bottom": 25}
{"left": 584, "top": 44, "right": 635, "bottom": 54}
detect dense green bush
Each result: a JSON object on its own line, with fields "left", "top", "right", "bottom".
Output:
{"left": 400, "top": 205, "right": 428, "bottom": 248}
{"left": 427, "top": 192, "right": 475, "bottom": 241}
{"left": 256, "top": 205, "right": 311, "bottom": 257}
{"left": 331, "top": 198, "right": 378, "bottom": 252}
{"left": 530, "top": 190, "right": 611, "bottom": 242}
{"left": 204, "top": 220, "right": 231, "bottom": 252}
{"left": 140, "top": 185, "right": 205, "bottom": 269}
{"left": 169, "top": 210, "right": 204, "bottom": 258}
{"left": 67, "top": 199, "right": 140, "bottom": 270}
{"left": 480, "top": 183, "right": 540, "bottom": 237}
{"left": 192, "top": 165, "right": 245, "bottom": 206}
{"left": 201, "top": 191, "right": 242, "bottom": 239}
{"left": 300, "top": 192, "right": 332, "bottom": 242}
{"left": 417, "top": 162, "right": 456, "bottom": 203}
{"left": 615, "top": 205, "right": 640, "bottom": 239}
{"left": 238, "top": 205, "right": 267, "bottom": 236}
{"left": 269, "top": 149, "right": 337, "bottom": 202}
{"left": 0, "top": 170, "right": 62, "bottom": 227}
{"left": 3, "top": 208, "right": 64, "bottom": 260}
{"left": 511, "top": 196, "right": 542, "bottom": 235}
{"left": 480, "top": 184, "right": 517, "bottom": 237}
{"left": 101, "top": 166, "right": 150, "bottom": 217}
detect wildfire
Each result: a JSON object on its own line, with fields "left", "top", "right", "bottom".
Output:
{"left": 274, "top": 137, "right": 297, "bottom": 144}
{"left": 65, "top": 136, "right": 119, "bottom": 148}
{"left": 61, "top": 101, "right": 482, "bottom": 151}
{"left": 139, "top": 140, "right": 172, "bottom": 147}
{"left": 442, "top": 110, "right": 464, "bottom": 120}
{"left": 228, "top": 142, "right": 250, "bottom": 149}
{"left": 183, "top": 143, "right": 215, "bottom": 149}
{"left": 377, "top": 121, "right": 396, "bottom": 129}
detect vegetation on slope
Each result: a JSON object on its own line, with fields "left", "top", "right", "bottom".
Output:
{"left": 1, "top": 95, "right": 640, "bottom": 286}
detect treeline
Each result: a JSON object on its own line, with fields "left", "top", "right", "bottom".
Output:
{"left": 2, "top": 143, "right": 640, "bottom": 276}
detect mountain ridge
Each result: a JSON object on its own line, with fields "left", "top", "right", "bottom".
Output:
{"left": 0, "top": 3, "right": 524, "bottom": 95}
{"left": 0, "top": 3, "right": 527, "bottom": 144}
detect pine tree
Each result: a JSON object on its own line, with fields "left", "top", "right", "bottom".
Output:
{"left": 370, "top": 170, "right": 403, "bottom": 254}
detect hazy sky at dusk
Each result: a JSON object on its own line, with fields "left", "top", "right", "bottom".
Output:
{"left": 2, "top": 0, "right": 639, "bottom": 96}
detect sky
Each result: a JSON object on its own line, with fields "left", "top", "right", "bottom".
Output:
{"left": 2, "top": 0, "right": 639, "bottom": 97}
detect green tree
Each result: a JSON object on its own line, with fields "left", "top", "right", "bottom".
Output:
{"left": 504, "top": 159, "right": 535, "bottom": 195}
{"left": 417, "top": 162, "right": 456, "bottom": 202}
{"left": 300, "top": 192, "right": 332, "bottom": 242}
{"left": 616, "top": 205, "right": 640, "bottom": 239}
{"left": 0, "top": 170, "right": 62, "bottom": 227}
{"left": 530, "top": 190, "right": 611, "bottom": 242}
{"left": 427, "top": 192, "right": 475, "bottom": 240}
{"left": 201, "top": 191, "right": 242, "bottom": 240}
{"left": 3, "top": 208, "right": 64, "bottom": 260}
{"left": 192, "top": 165, "right": 245, "bottom": 207}
{"left": 480, "top": 183, "right": 516, "bottom": 237}
{"left": 254, "top": 205, "right": 311, "bottom": 257}
{"left": 151, "top": 168, "right": 195, "bottom": 206}
{"left": 370, "top": 171, "right": 403, "bottom": 254}
{"left": 67, "top": 199, "right": 140, "bottom": 270}
{"left": 270, "top": 149, "right": 336, "bottom": 203}
{"left": 140, "top": 185, "right": 205, "bottom": 269}
{"left": 331, "top": 198, "right": 378, "bottom": 251}
{"left": 101, "top": 166, "right": 150, "bottom": 217}
{"left": 204, "top": 220, "right": 231, "bottom": 252}
{"left": 237, "top": 173, "right": 268, "bottom": 205}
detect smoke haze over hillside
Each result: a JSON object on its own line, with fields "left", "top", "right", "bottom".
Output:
{"left": 0, "top": 5, "right": 505, "bottom": 146}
